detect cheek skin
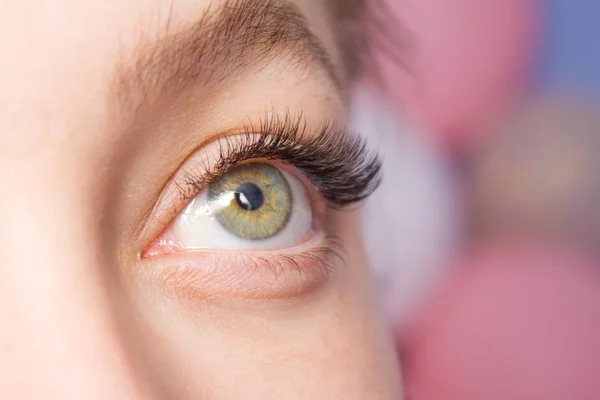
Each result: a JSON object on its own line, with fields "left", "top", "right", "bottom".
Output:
{"left": 128, "top": 212, "right": 403, "bottom": 399}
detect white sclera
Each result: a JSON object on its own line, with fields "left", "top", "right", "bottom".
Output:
{"left": 172, "top": 168, "right": 313, "bottom": 250}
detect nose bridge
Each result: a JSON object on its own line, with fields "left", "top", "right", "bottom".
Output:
{"left": 0, "top": 169, "right": 149, "bottom": 398}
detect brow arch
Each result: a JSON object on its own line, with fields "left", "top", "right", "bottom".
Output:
{"left": 112, "top": 0, "right": 340, "bottom": 117}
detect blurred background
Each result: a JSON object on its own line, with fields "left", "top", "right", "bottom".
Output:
{"left": 352, "top": 1, "right": 600, "bottom": 399}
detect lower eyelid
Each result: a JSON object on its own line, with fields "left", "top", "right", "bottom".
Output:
{"left": 141, "top": 233, "right": 343, "bottom": 302}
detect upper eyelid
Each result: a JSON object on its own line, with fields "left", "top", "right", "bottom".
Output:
{"left": 176, "top": 113, "right": 382, "bottom": 206}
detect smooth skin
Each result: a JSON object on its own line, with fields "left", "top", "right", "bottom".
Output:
{"left": 0, "top": 0, "right": 402, "bottom": 398}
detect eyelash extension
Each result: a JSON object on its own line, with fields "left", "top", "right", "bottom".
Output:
{"left": 179, "top": 112, "right": 382, "bottom": 208}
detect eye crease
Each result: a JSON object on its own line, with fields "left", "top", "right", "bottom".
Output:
{"left": 208, "top": 163, "right": 293, "bottom": 240}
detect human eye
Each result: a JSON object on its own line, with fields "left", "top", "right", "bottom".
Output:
{"left": 139, "top": 113, "right": 381, "bottom": 300}
{"left": 167, "top": 161, "right": 313, "bottom": 250}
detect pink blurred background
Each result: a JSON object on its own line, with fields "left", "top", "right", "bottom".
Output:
{"left": 354, "top": 1, "right": 600, "bottom": 398}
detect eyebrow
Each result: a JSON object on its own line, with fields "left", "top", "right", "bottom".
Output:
{"left": 112, "top": 0, "right": 340, "bottom": 115}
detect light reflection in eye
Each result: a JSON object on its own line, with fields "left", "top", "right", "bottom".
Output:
{"left": 166, "top": 163, "right": 313, "bottom": 251}
{"left": 208, "top": 163, "right": 293, "bottom": 240}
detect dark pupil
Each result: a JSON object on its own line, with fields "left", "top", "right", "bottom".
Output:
{"left": 234, "top": 183, "right": 264, "bottom": 211}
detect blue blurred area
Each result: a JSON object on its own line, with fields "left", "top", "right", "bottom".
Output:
{"left": 536, "top": 0, "right": 600, "bottom": 98}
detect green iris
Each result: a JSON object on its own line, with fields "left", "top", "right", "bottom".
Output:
{"left": 208, "top": 163, "right": 293, "bottom": 240}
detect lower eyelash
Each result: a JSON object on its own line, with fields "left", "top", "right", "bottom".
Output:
{"left": 253, "top": 234, "right": 344, "bottom": 279}
{"left": 148, "top": 234, "right": 345, "bottom": 303}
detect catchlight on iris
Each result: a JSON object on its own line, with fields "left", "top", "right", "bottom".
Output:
{"left": 209, "top": 163, "right": 292, "bottom": 240}
{"left": 171, "top": 162, "right": 313, "bottom": 250}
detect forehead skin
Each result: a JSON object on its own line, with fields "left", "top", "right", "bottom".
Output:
{"left": 0, "top": 0, "right": 402, "bottom": 399}
{"left": 1, "top": 0, "right": 341, "bottom": 143}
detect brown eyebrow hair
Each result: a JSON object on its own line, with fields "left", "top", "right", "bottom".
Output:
{"left": 327, "top": 0, "right": 367, "bottom": 79}
{"left": 112, "top": 0, "right": 340, "bottom": 116}
{"left": 327, "top": 0, "right": 411, "bottom": 79}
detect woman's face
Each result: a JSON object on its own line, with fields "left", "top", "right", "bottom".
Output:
{"left": 0, "top": 0, "right": 402, "bottom": 398}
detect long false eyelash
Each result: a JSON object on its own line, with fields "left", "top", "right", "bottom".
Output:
{"left": 180, "top": 112, "right": 382, "bottom": 208}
